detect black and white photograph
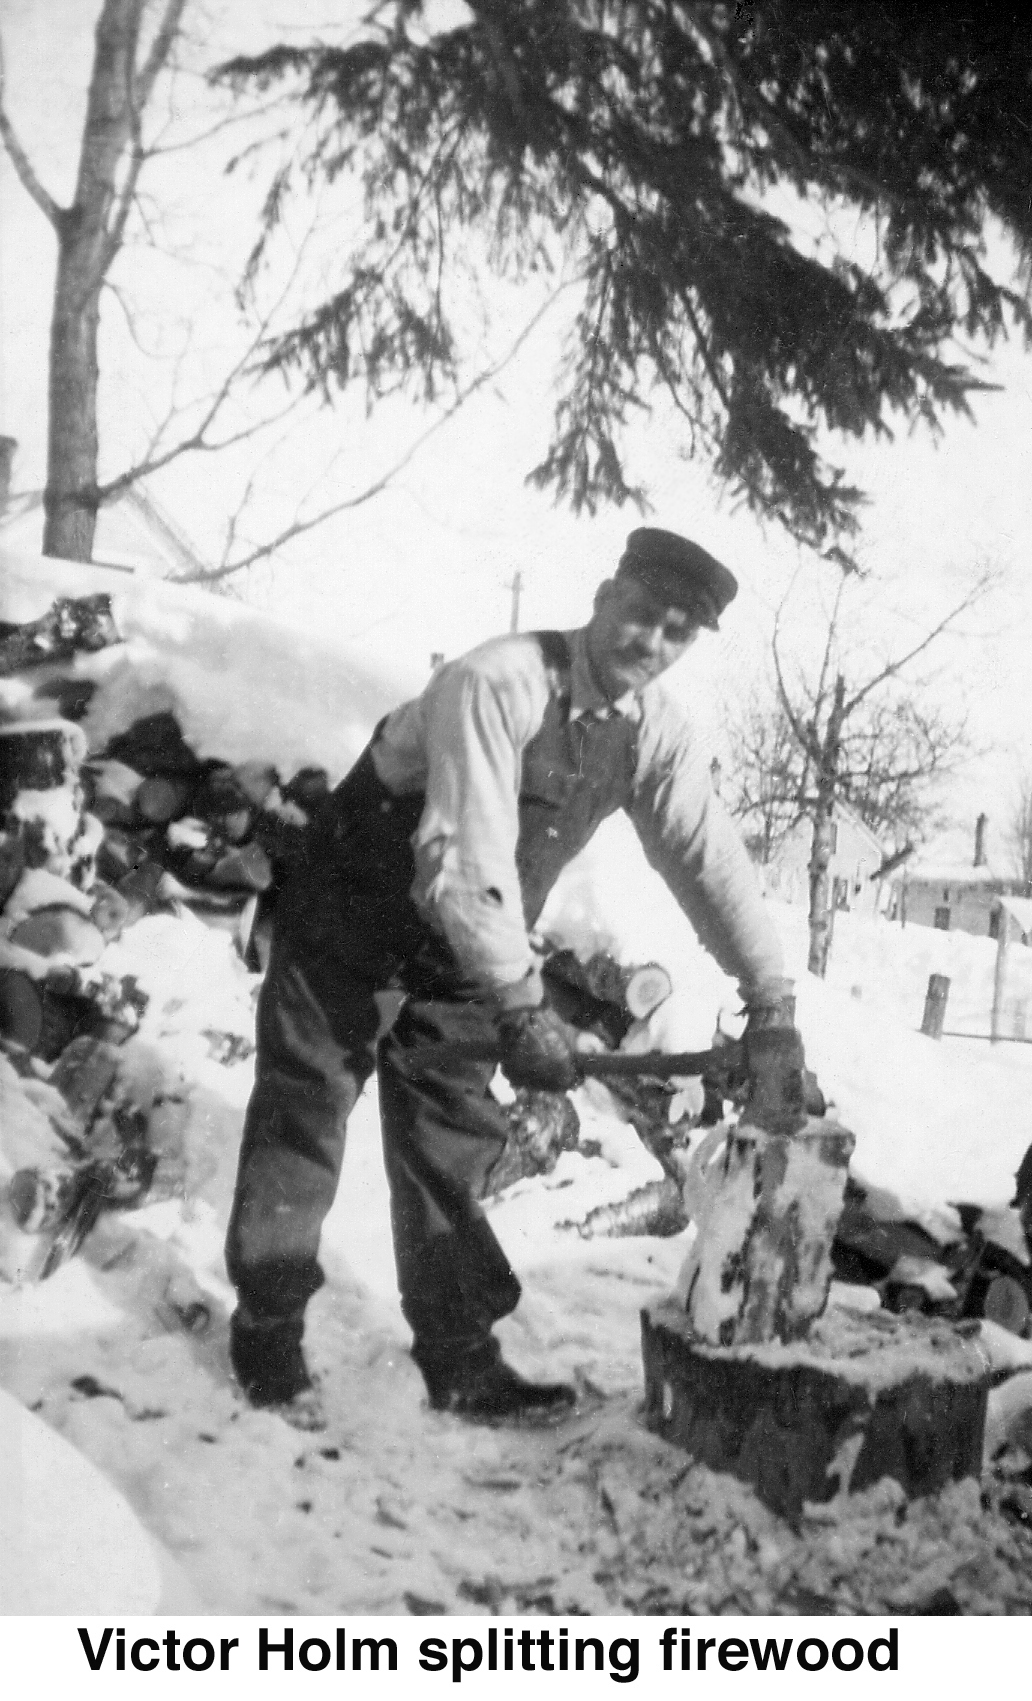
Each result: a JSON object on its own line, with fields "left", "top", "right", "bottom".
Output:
{"left": 2, "top": 0, "right": 1032, "bottom": 1656}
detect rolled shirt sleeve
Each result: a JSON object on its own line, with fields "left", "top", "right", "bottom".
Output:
{"left": 628, "top": 689, "right": 786, "bottom": 995}
{"left": 409, "top": 659, "right": 541, "bottom": 999}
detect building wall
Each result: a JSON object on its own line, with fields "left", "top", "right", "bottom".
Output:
{"left": 899, "top": 878, "right": 1001, "bottom": 936}
{"left": 764, "top": 811, "right": 884, "bottom": 913}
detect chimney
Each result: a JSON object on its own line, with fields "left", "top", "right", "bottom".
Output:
{"left": 0, "top": 436, "right": 16, "bottom": 513}
{"left": 974, "top": 812, "right": 988, "bottom": 868}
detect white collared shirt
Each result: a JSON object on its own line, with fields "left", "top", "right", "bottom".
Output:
{"left": 370, "top": 627, "right": 784, "bottom": 1000}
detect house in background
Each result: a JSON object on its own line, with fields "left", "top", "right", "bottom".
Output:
{"left": 890, "top": 814, "right": 1027, "bottom": 937}
{"left": 762, "top": 802, "right": 887, "bottom": 915}
{"left": 0, "top": 438, "right": 211, "bottom": 580}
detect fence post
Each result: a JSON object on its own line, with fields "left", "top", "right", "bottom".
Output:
{"left": 992, "top": 908, "right": 1012, "bottom": 1044}
{"left": 921, "top": 973, "right": 950, "bottom": 1039}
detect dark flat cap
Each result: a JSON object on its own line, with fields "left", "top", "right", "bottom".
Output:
{"left": 616, "top": 528, "right": 738, "bottom": 628}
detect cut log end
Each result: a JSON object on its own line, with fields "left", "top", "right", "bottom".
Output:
{"left": 624, "top": 963, "right": 673, "bottom": 1020}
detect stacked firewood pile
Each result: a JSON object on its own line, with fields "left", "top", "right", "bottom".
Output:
{"left": 0, "top": 716, "right": 332, "bottom": 1275}
{"left": 834, "top": 1174, "right": 1032, "bottom": 1335}
{"left": 0, "top": 595, "right": 326, "bottom": 1275}
{"left": 76, "top": 709, "right": 331, "bottom": 968}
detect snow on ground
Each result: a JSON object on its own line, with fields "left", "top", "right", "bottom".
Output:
{"left": 3, "top": 553, "right": 1032, "bottom": 1616}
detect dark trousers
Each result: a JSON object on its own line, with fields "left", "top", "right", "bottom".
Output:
{"left": 224, "top": 752, "right": 521, "bottom": 1356}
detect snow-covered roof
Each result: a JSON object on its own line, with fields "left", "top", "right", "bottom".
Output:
{"left": 1000, "top": 896, "right": 1032, "bottom": 934}
{"left": 902, "top": 862, "right": 1014, "bottom": 886}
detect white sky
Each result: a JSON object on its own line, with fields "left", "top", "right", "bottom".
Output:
{"left": 1, "top": 0, "right": 1030, "bottom": 862}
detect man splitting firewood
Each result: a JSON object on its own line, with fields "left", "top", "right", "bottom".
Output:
{"left": 225, "top": 528, "right": 790, "bottom": 1426}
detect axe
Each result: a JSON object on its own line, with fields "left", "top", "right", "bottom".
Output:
{"left": 411, "top": 1036, "right": 744, "bottom": 1086}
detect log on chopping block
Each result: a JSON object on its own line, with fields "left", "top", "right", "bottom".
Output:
{"left": 641, "top": 1298, "right": 990, "bottom": 1521}
{"left": 644, "top": 1019, "right": 990, "bottom": 1514}
{"left": 678, "top": 1114, "right": 856, "bottom": 1346}
{"left": 671, "top": 1024, "right": 852, "bottom": 1347}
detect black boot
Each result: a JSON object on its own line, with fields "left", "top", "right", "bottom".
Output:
{"left": 229, "top": 1310, "right": 325, "bottom": 1431}
{"left": 414, "top": 1337, "right": 577, "bottom": 1422}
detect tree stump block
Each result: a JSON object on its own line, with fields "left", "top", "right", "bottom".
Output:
{"left": 641, "top": 1298, "right": 989, "bottom": 1520}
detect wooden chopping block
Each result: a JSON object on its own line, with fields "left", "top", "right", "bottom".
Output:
{"left": 645, "top": 1011, "right": 988, "bottom": 1515}
{"left": 641, "top": 1298, "right": 989, "bottom": 1520}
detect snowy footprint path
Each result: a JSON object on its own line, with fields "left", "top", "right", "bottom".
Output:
{"left": 0, "top": 1247, "right": 630, "bottom": 1616}
{"left": 5, "top": 1226, "right": 1032, "bottom": 1618}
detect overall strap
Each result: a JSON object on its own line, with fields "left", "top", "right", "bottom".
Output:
{"left": 534, "top": 629, "right": 573, "bottom": 721}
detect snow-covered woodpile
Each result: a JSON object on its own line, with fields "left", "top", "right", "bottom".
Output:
{"left": 0, "top": 594, "right": 336, "bottom": 1278}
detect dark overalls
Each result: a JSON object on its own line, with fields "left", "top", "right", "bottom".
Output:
{"left": 224, "top": 634, "right": 637, "bottom": 1361}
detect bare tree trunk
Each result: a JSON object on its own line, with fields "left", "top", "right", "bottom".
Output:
{"left": 42, "top": 0, "right": 144, "bottom": 560}
{"left": 46, "top": 237, "right": 104, "bottom": 559}
{"left": 807, "top": 674, "right": 846, "bottom": 977}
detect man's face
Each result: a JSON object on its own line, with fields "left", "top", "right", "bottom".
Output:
{"left": 586, "top": 575, "right": 702, "bottom": 700}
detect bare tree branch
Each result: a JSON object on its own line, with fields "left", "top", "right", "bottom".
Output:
{"left": 1007, "top": 768, "right": 1032, "bottom": 890}
{"left": 772, "top": 592, "right": 822, "bottom": 766}
{"left": 145, "top": 96, "right": 286, "bottom": 156}
{"left": 184, "top": 283, "right": 573, "bottom": 583}
{"left": 842, "top": 569, "right": 997, "bottom": 716}
{"left": 97, "top": 214, "right": 318, "bottom": 501}
{"left": 0, "top": 30, "right": 63, "bottom": 228}
{"left": 812, "top": 573, "right": 847, "bottom": 712}
{"left": 101, "top": 1, "right": 189, "bottom": 278}
{"left": 104, "top": 276, "right": 163, "bottom": 356}
{"left": 135, "top": 0, "right": 189, "bottom": 108}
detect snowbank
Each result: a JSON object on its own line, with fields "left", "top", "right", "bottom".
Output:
{"left": 0, "top": 545, "right": 423, "bottom": 783}
{"left": 0, "top": 1385, "right": 200, "bottom": 1613}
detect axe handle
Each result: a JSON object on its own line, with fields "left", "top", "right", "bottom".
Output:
{"left": 582, "top": 1046, "right": 738, "bottom": 1079}
{"left": 410, "top": 1041, "right": 740, "bottom": 1080}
